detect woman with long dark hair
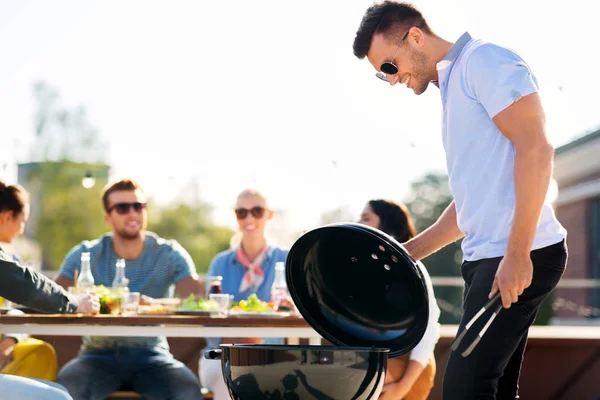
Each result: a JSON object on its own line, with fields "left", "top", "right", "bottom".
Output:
{"left": 359, "top": 199, "right": 441, "bottom": 400}
{"left": 0, "top": 180, "right": 99, "bottom": 399}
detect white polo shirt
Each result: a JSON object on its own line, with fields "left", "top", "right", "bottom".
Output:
{"left": 437, "top": 32, "right": 566, "bottom": 261}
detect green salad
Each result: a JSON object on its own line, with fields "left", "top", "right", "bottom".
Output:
{"left": 230, "top": 294, "right": 274, "bottom": 313}
{"left": 178, "top": 294, "right": 220, "bottom": 311}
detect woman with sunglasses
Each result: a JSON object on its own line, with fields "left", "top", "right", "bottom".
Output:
{"left": 200, "top": 188, "right": 289, "bottom": 400}
{"left": 358, "top": 199, "right": 441, "bottom": 400}
{"left": 0, "top": 180, "right": 100, "bottom": 400}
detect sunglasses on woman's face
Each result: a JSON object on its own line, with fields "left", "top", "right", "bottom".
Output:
{"left": 376, "top": 30, "right": 410, "bottom": 83}
{"left": 108, "top": 202, "right": 147, "bottom": 215}
{"left": 235, "top": 206, "right": 266, "bottom": 220}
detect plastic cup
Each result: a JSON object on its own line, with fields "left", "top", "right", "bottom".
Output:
{"left": 122, "top": 292, "right": 141, "bottom": 316}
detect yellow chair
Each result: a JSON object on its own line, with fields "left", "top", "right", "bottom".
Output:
{"left": 0, "top": 338, "right": 58, "bottom": 381}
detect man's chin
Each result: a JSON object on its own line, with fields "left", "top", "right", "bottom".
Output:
{"left": 116, "top": 231, "right": 143, "bottom": 240}
{"left": 413, "top": 82, "right": 430, "bottom": 95}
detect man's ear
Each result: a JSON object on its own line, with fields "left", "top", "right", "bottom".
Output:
{"left": 409, "top": 26, "right": 426, "bottom": 48}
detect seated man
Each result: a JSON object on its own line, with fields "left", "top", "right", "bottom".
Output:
{"left": 55, "top": 178, "right": 204, "bottom": 400}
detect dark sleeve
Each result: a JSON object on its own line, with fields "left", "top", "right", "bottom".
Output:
{"left": 0, "top": 259, "right": 79, "bottom": 314}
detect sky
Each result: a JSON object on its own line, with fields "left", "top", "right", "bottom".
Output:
{"left": 0, "top": 0, "right": 598, "bottom": 238}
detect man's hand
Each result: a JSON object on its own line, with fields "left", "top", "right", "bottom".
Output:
{"left": 74, "top": 291, "right": 100, "bottom": 314}
{"left": 378, "top": 379, "right": 411, "bottom": 400}
{"left": 401, "top": 202, "right": 464, "bottom": 261}
{"left": 139, "top": 295, "right": 154, "bottom": 306}
{"left": 489, "top": 253, "right": 533, "bottom": 308}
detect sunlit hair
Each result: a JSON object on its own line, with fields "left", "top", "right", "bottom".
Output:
{"left": 236, "top": 188, "right": 269, "bottom": 208}
{"left": 0, "top": 180, "right": 29, "bottom": 217}
{"left": 101, "top": 178, "right": 144, "bottom": 212}
{"left": 368, "top": 199, "right": 416, "bottom": 243}
{"left": 353, "top": 0, "right": 432, "bottom": 59}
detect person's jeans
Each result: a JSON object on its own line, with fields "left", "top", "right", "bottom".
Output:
{"left": 0, "top": 373, "right": 72, "bottom": 400}
{"left": 57, "top": 347, "right": 203, "bottom": 400}
{"left": 443, "top": 240, "right": 567, "bottom": 400}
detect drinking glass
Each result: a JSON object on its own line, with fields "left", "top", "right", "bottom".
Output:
{"left": 122, "top": 292, "right": 141, "bottom": 316}
{"left": 209, "top": 293, "right": 231, "bottom": 318}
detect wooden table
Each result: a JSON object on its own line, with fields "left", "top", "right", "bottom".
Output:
{"left": 0, "top": 313, "right": 323, "bottom": 344}
{"left": 2, "top": 314, "right": 597, "bottom": 341}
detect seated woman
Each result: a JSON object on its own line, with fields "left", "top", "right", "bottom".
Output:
{"left": 199, "top": 189, "right": 289, "bottom": 400}
{"left": 358, "top": 199, "right": 441, "bottom": 400}
{"left": 0, "top": 180, "right": 100, "bottom": 400}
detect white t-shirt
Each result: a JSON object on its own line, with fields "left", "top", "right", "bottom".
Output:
{"left": 409, "top": 261, "right": 441, "bottom": 366}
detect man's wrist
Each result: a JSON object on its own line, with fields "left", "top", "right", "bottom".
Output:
{"left": 506, "top": 239, "right": 533, "bottom": 258}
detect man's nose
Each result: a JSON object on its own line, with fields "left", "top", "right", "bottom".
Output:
{"left": 388, "top": 74, "right": 400, "bottom": 86}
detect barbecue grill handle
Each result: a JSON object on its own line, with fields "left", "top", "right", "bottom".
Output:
{"left": 204, "top": 348, "right": 222, "bottom": 360}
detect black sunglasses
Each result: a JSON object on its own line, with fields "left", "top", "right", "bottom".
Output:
{"left": 235, "top": 206, "right": 266, "bottom": 220}
{"left": 108, "top": 202, "right": 147, "bottom": 215}
{"left": 376, "top": 31, "right": 410, "bottom": 82}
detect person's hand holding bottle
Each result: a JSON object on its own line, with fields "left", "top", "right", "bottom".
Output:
{"left": 74, "top": 290, "right": 100, "bottom": 314}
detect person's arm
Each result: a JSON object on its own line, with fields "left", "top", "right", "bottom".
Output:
{"left": 0, "top": 336, "right": 16, "bottom": 369}
{"left": 403, "top": 201, "right": 464, "bottom": 261}
{"left": 171, "top": 242, "right": 205, "bottom": 299}
{"left": 489, "top": 92, "right": 552, "bottom": 307}
{"left": 55, "top": 245, "right": 82, "bottom": 290}
{"left": 407, "top": 263, "right": 441, "bottom": 363}
{"left": 0, "top": 259, "right": 79, "bottom": 314}
{"left": 0, "top": 309, "right": 25, "bottom": 369}
{"left": 175, "top": 276, "right": 205, "bottom": 299}
{"left": 55, "top": 275, "right": 74, "bottom": 289}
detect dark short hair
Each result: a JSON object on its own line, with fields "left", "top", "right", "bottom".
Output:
{"left": 101, "top": 178, "right": 143, "bottom": 212}
{"left": 0, "top": 180, "right": 29, "bottom": 216}
{"left": 353, "top": 1, "right": 431, "bottom": 59}
{"left": 368, "top": 199, "right": 416, "bottom": 243}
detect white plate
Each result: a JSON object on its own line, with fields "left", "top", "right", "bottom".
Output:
{"left": 172, "top": 309, "right": 215, "bottom": 316}
{"left": 228, "top": 311, "right": 292, "bottom": 318}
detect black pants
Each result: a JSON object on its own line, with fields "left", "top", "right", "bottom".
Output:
{"left": 442, "top": 240, "right": 567, "bottom": 400}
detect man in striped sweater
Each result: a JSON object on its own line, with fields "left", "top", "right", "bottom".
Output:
{"left": 55, "top": 178, "right": 205, "bottom": 400}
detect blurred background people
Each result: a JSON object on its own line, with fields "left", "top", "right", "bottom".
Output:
{"left": 199, "top": 189, "right": 289, "bottom": 400}
{"left": 359, "top": 199, "right": 441, "bottom": 400}
{"left": 0, "top": 180, "right": 99, "bottom": 400}
{"left": 55, "top": 178, "right": 203, "bottom": 400}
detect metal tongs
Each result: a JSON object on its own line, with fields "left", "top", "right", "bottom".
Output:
{"left": 451, "top": 292, "right": 503, "bottom": 357}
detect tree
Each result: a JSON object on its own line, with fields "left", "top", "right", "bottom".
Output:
{"left": 22, "top": 81, "right": 110, "bottom": 270}
{"left": 28, "top": 162, "right": 109, "bottom": 270}
{"left": 404, "top": 173, "right": 464, "bottom": 324}
{"left": 318, "top": 206, "right": 355, "bottom": 226}
{"left": 147, "top": 202, "right": 234, "bottom": 274}
{"left": 31, "top": 81, "right": 108, "bottom": 163}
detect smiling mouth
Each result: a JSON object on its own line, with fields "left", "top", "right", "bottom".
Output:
{"left": 402, "top": 74, "right": 411, "bottom": 87}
